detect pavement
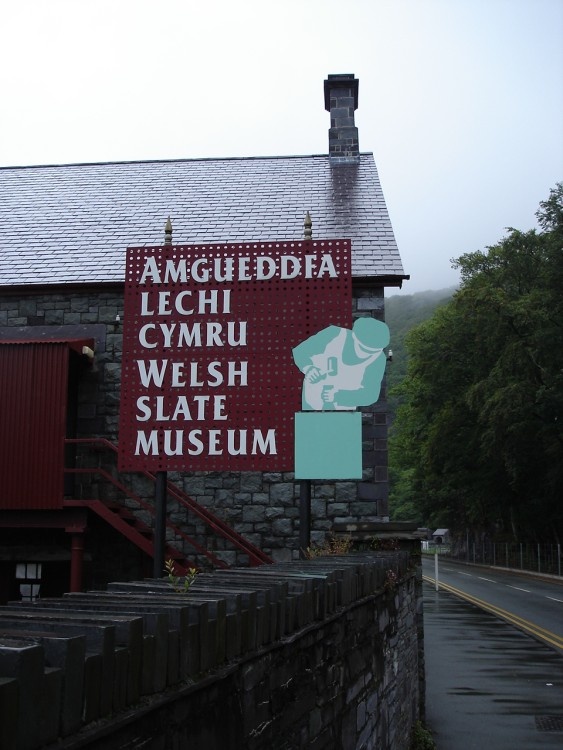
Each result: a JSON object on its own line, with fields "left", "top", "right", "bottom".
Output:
{"left": 423, "top": 582, "right": 563, "bottom": 749}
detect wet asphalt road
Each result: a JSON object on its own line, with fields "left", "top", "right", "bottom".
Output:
{"left": 423, "top": 583, "right": 563, "bottom": 749}
{"left": 422, "top": 557, "right": 563, "bottom": 650}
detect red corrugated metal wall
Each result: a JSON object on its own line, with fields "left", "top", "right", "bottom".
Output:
{"left": 0, "top": 343, "right": 69, "bottom": 509}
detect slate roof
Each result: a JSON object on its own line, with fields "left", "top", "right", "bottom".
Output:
{"left": 0, "top": 153, "right": 406, "bottom": 288}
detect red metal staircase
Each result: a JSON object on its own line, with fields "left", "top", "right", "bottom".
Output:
{"left": 64, "top": 438, "right": 273, "bottom": 574}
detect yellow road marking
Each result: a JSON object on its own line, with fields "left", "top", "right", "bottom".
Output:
{"left": 423, "top": 575, "right": 563, "bottom": 652}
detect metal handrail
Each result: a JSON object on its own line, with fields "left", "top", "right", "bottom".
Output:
{"left": 64, "top": 438, "right": 273, "bottom": 567}
{"left": 64, "top": 465, "right": 226, "bottom": 569}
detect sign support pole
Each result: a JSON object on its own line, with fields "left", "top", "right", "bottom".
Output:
{"left": 298, "top": 212, "right": 314, "bottom": 559}
{"left": 299, "top": 479, "right": 311, "bottom": 557}
{"left": 152, "top": 217, "right": 173, "bottom": 578}
{"left": 153, "top": 470, "right": 167, "bottom": 577}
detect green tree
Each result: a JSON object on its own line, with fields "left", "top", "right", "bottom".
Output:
{"left": 390, "top": 184, "right": 563, "bottom": 541}
{"left": 385, "top": 288, "right": 455, "bottom": 420}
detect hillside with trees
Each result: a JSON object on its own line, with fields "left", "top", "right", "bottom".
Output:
{"left": 385, "top": 288, "right": 455, "bottom": 523}
{"left": 385, "top": 288, "right": 455, "bottom": 418}
{"left": 388, "top": 184, "right": 563, "bottom": 543}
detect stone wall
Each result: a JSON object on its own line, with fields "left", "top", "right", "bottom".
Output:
{"left": 0, "top": 553, "right": 422, "bottom": 750}
{"left": 0, "top": 284, "right": 390, "bottom": 569}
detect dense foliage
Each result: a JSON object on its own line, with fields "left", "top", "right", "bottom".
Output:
{"left": 385, "top": 288, "right": 455, "bottom": 419}
{"left": 389, "top": 184, "right": 563, "bottom": 541}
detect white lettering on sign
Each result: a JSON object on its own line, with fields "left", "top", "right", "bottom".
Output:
{"left": 138, "top": 253, "right": 337, "bottom": 284}
{"left": 140, "top": 290, "right": 232, "bottom": 316}
{"left": 138, "top": 321, "right": 247, "bottom": 349}
{"left": 135, "top": 394, "right": 228, "bottom": 422}
{"left": 134, "top": 428, "right": 277, "bottom": 457}
{"left": 136, "top": 360, "right": 248, "bottom": 388}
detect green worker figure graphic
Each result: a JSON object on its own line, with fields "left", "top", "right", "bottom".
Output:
{"left": 292, "top": 317, "right": 390, "bottom": 411}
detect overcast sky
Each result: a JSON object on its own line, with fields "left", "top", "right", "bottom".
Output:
{"left": 1, "top": 0, "right": 561, "bottom": 294}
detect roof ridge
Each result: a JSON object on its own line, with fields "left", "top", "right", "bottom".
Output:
{"left": 0, "top": 152, "right": 374, "bottom": 172}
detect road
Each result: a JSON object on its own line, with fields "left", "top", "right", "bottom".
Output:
{"left": 422, "top": 555, "right": 563, "bottom": 654}
{"left": 422, "top": 556, "right": 563, "bottom": 748}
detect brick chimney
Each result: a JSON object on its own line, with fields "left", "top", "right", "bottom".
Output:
{"left": 324, "top": 74, "right": 360, "bottom": 162}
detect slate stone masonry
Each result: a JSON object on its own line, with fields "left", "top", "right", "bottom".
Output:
{"left": 0, "top": 553, "right": 422, "bottom": 750}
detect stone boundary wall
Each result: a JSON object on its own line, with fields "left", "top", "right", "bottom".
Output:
{"left": 0, "top": 553, "right": 422, "bottom": 750}
{"left": 0, "top": 286, "right": 389, "bottom": 568}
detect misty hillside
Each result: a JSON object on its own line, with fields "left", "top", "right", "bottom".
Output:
{"left": 385, "top": 287, "right": 456, "bottom": 413}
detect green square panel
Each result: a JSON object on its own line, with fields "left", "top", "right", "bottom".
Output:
{"left": 294, "top": 411, "right": 362, "bottom": 479}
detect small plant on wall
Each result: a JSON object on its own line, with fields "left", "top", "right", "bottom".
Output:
{"left": 383, "top": 568, "right": 398, "bottom": 592}
{"left": 410, "top": 721, "right": 437, "bottom": 750}
{"left": 304, "top": 533, "right": 353, "bottom": 558}
{"left": 165, "top": 559, "right": 198, "bottom": 594}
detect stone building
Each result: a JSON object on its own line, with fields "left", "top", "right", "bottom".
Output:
{"left": 0, "top": 74, "right": 408, "bottom": 599}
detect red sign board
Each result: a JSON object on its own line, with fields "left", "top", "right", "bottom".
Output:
{"left": 118, "top": 240, "right": 351, "bottom": 471}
